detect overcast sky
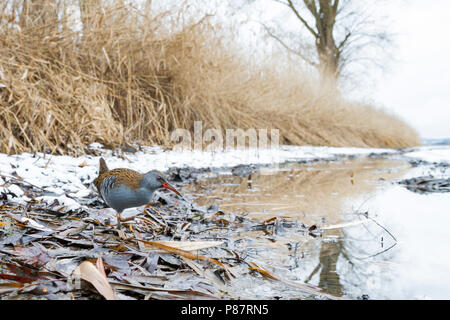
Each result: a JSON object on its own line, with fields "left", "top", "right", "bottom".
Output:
{"left": 355, "top": 1, "right": 450, "bottom": 139}
{"left": 233, "top": 0, "right": 450, "bottom": 140}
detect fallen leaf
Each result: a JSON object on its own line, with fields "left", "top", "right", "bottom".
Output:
{"left": 108, "top": 281, "right": 219, "bottom": 299}
{"left": 96, "top": 257, "right": 107, "bottom": 279}
{"left": 263, "top": 217, "right": 277, "bottom": 224}
{"left": 321, "top": 219, "right": 369, "bottom": 230}
{"left": 5, "top": 213, "right": 53, "bottom": 232}
{"left": 248, "top": 262, "right": 278, "bottom": 280}
{"left": 0, "top": 274, "right": 34, "bottom": 283}
{"left": 139, "top": 240, "right": 226, "bottom": 269}
{"left": 180, "top": 257, "right": 227, "bottom": 290}
{"left": 78, "top": 161, "right": 87, "bottom": 168}
{"left": 144, "top": 241, "right": 223, "bottom": 252}
{"left": 0, "top": 282, "right": 23, "bottom": 288}
{"left": 73, "top": 261, "right": 115, "bottom": 300}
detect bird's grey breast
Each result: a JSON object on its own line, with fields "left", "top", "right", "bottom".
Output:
{"left": 105, "top": 184, "right": 154, "bottom": 212}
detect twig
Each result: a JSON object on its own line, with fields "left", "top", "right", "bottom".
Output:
{"left": 192, "top": 226, "right": 230, "bottom": 235}
{"left": 357, "top": 211, "right": 397, "bottom": 243}
{"left": 347, "top": 211, "right": 398, "bottom": 260}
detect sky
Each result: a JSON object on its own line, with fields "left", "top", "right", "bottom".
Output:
{"left": 228, "top": 0, "right": 450, "bottom": 140}
{"left": 352, "top": 1, "right": 450, "bottom": 139}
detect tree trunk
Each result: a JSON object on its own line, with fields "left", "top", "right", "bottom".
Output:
{"left": 311, "top": 0, "right": 339, "bottom": 82}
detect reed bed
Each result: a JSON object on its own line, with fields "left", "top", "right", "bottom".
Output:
{"left": 0, "top": 1, "right": 420, "bottom": 155}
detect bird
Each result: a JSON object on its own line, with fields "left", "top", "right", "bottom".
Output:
{"left": 93, "top": 158, "right": 181, "bottom": 227}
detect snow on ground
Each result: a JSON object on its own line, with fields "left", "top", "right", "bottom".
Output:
{"left": 0, "top": 144, "right": 399, "bottom": 187}
{"left": 402, "top": 145, "right": 450, "bottom": 164}
{"left": 0, "top": 144, "right": 448, "bottom": 212}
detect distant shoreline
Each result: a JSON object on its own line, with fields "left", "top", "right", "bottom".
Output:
{"left": 422, "top": 138, "right": 450, "bottom": 146}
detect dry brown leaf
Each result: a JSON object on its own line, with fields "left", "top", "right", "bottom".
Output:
{"left": 4, "top": 213, "right": 53, "bottom": 232}
{"left": 263, "top": 217, "right": 277, "bottom": 224}
{"left": 248, "top": 262, "right": 278, "bottom": 280}
{"left": 73, "top": 261, "right": 115, "bottom": 300}
{"left": 138, "top": 239, "right": 226, "bottom": 269}
{"left": 96, "top": 257, "right": 107, "bottom": 279}
{"left": 146, "top": 240, "right": 224, "bottom": 251}
{"left": 0, "top": 282, "right": 23, "bottom": 288}
{"left": 78, "top": 160, "right": 87, "bottom": 167}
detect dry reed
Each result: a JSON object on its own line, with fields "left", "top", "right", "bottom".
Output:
{"left": 0, "top": 1, "right": 420, "bottom": 155}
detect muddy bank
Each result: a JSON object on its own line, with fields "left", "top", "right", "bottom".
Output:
{"left": 1, "top": 145, "right": 450, "bottom": 299}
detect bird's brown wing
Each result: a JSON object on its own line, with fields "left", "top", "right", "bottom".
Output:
{"left": 95, "top": 168, "right": 144, "bottom": 192}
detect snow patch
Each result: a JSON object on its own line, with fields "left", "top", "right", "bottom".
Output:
{"left": 0, "top": 144, "right": 446, "bottom": 213}
{"left": 403, "top": 146, "right": 450, "bottom": 164}
{"left": 37, "top": 195, "right": 82, "bottom": 212}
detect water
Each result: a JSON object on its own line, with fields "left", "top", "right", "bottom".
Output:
{"left": 422, "top": 138, "right": 450, "bottom": 146}
{"left": 181, "top": 157, "right": 450, "bottom": 299}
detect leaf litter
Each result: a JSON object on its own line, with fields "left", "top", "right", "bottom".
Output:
{"left": 0, "top": 164, "right": 334, "bottom": 301}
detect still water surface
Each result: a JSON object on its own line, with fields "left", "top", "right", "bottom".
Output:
{"left": 182, "top": 158, "right": 450, "bottom": 299}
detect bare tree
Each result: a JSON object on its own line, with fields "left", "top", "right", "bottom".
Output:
{"left": 260, "top": 0, "right": 391, "bottom": 84}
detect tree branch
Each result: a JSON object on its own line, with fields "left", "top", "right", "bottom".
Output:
{"left": 338, "top": 30, "right": 351, "bottom": 50}
{"left": 332, "top": 0, "right": 339, "bottom": 14}
{"left": 303, "top": 0, "right": 318, "bottom": 17}
{"left": 275, "top": 0, "right": 318, "bottom": 38}
{"left": 259, "top": 22, "right": 318, "bottom": 67}
{"left": 331, "top": 0, "right": 339, "bottom": 28}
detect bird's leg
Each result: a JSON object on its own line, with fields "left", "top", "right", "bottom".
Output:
{"left": 115, "top": 211, "right": 129, "bottom": 240}
{"left": 116, "top": 211, "right": 122, "bottom": 229}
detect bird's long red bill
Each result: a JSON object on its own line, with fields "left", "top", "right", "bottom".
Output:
{"left": 163, "top": 182, "right": 181, "bottom": 196}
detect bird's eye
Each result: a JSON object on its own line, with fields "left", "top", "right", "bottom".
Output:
{"left": 156, "top": 176, "right": 162, "bottom": 181}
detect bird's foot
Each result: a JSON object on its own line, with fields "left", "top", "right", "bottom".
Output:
{"left": 144, "top": 201, "right": 160, "bottom": 209}
{"left": 116, "top": 212, "right": 136, "bottom": 224}
{"left": 114, "top": 214, "right": 133, "bottom": 239}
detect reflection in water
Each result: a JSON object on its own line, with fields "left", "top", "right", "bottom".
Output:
{"left": 183, "top": 158, "right": 412, "bottom": 298}
{"left": 305, "top": 229, "right": 344, "bottom": 296}
{"left": 186, "top": 159, "right": 407, "bottom": 223}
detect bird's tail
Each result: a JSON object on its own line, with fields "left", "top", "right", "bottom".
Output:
{"left": 99, "top": 157, "right": 109, "bottom": 174}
